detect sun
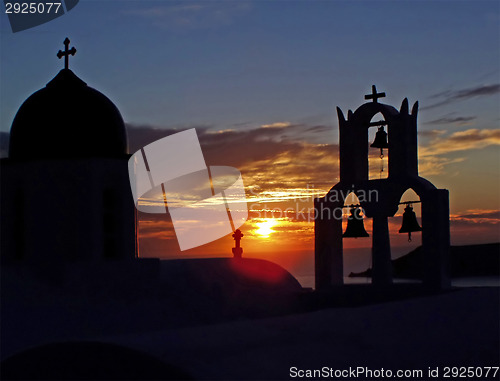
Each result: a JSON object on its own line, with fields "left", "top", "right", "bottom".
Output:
{"left": 255, "top": 219, "right": 278, "bottom": 238}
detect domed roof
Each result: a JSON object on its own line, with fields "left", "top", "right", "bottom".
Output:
{"left": 9, "top": 69, "right": 128, "bottom": 159}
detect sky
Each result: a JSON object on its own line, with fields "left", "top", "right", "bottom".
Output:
{"left": 1, "top": 0, "right": 499, "bottom": 280}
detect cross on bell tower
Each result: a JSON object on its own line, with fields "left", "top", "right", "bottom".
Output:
{"left": 57, "top": 37, "right": 76, "bottom": 70}
{"left": 364, "top": 85, "right": 386, "bottom": 103}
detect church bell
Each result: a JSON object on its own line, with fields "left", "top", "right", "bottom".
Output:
{"left": 343, "top": 207, "right": 369, "bottom": 238}
{"left": 399, "top": 204, "right": 422, "bottom": 242}
{"left": 370, "top": 126, "right": 389, "bottom": 156}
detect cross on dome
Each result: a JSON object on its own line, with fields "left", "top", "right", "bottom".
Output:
{"left": 57, "top": 37, "right": 76, "bottom": 70}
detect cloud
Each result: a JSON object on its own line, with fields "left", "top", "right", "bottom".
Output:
{"left": 419, "top": 128, "right": 500, "bottom": 157}
{"left": 127, "top": 124, "right": 500, "bottom": 202}
{"left": 449, "top": 210, "right": 500, "bottom": 245}
{"left": 126, "top": 124, "right": 211, "bottom": 154}
{"left": 139, "top": 218, "right": 176, "bottom": 240}
{"left": 126, "top": 123, "right": 339, "bottom": 205}
{"left": 424, "top": 115, "right": 476, "bottom": 125}
{"left": 418, "top": 129, "right": 447, "bottom": 138}
{"left": 449, "top": 209, "right": 500, "bottom": 243}
{"left": 260, "top": 122, "right": 291, "bottom": 129}
{"left": 418, "top": 155, "right": 465, "bottom": 176}
{"left": 422, "top": 84, "right": 500, "bottom": 110}
{"left": 127, "top": 125, "right": 500, "bottom": 252}
{"left": 306, "top": 125, "right": 332, "bottom": 133}
{"left": 448, "top": 84, "right": 500, "bottom": 98}
{"left": 130, "top": 4, "right": 205, "bottom": 18}
{"left": 123, "top": 2, "right": 251, "bottom": 30}
{"left": 453, "top": 210, "right": 500, "bottom": 221}
{"left": 198, "top": 125, "right": 339, "bottom": 200}
{"left": 416, "top": 128, "right": 500, "bottom": 175}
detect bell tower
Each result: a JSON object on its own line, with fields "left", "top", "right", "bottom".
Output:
{"left": 314, "top": 86, "right": 450, "bottom": 290}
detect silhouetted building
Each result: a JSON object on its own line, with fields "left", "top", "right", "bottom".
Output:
{"left": 315, "top": 86, "right": 450, "bottom": 290}
{"left": 0, "top": 39, "right": 305, "bottom": 380}
{"left": 1, "top": 41, "right": 136, "bottom": 268}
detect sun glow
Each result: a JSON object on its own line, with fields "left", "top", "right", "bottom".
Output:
{"left": 255, "top": 219, "right": 278, "bottom": 238}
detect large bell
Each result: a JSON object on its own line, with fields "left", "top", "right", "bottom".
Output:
{"left": 399, "top": 204, "right": 422, "bottom": 242}
{"left": 370, "top": 126, "right": 389, "bottom": 155}
{"left": 343, "top": 207, "right": 369, "bottom": 238}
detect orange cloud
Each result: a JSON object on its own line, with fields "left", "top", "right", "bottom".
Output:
{"left": 416, "top": 128, "right": 500, "bottom": 175}
{"left": 420, "top": 128, "right": 500, "bottom": 156}
{"left": 450, "top": 209, "right": 500, "bottom": 225}
{"left": 260, "top": 122, "right": 291, "bottom": 129}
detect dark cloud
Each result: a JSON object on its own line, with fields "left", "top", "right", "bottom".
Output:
{"left": 450, "top": 209, "right": 500, "bottom": 229}
{"left": 124, "top": 2, "right": 251, "bottom": 31}
{"left": 126, "top": 124, "right": 211, "bottom": 154}
{"left": 453, "top": 84, "right": 500, "bottom": 98}
{"left": 199, "top": 126, "right": 339, "bottom": 195}
{"left": 457, "top": 210, "right": 500, "bottom": 220}
{"left": 305, "top": 125, "right": 332, "bottom": 133}
{"left": 422, "top": 84, "right": 500, "bottom": 110}
{"left": 424, "top": 116, "right": 476, "bottom": 125}
{"left": 126, "top": 123, "right": 340, "bottom": 198}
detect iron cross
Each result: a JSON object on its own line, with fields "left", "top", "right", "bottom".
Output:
{"left": 365, "top": 85, "right": 386, "bottom": 103}
{"left": 57, "top": 38, "right": 76, "bottom": 70}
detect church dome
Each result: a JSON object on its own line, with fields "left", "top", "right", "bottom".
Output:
{"left": 9, "top": 69, "right": 128, "bottom": 159}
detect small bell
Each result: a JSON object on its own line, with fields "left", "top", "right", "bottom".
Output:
{"left": 370, "top": 126, "right": 389, "bottom": 157}
{"left": 399, "top": 204, "right": 422, "bottom": 242}
{"left": 343, "top": 207, "right": 369, "bottom": 238}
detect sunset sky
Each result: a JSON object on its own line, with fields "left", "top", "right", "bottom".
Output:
{"left": 1, "top": 1, "right": 499, "bottom": 280}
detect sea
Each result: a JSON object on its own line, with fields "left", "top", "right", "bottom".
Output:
{"left": 295, "top": 275, "right": 500, "bottom": 289}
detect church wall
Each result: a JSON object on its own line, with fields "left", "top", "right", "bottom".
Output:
{"left": 1, "top": 160, "right": 26, "bottom": 263}
{"left": 0, "top": 158, "right": 136, "bottom": 266}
